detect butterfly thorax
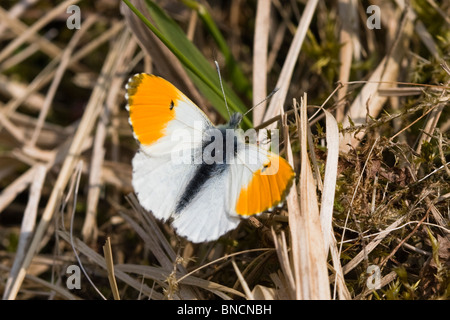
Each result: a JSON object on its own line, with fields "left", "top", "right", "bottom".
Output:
{"left": 226, "top": 112, "right": 243, "bottom": 129}
{"left": 174, "top": 113, "right": 242, "bottom": 214}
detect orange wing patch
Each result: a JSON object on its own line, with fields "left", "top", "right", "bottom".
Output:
{"left": 235, "top": 153, "right": 295, "bottom": 216}
{"left": 127, "top": 74, "right": 180, "bottom": 146}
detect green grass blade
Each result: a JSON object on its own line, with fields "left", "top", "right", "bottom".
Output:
{"left": 122, "top": 0, "right": 252, "bottom": 128}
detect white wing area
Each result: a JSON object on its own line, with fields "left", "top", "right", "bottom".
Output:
{"left": 138, "top": 98, "right": 211, "bottom": 157}
{"left": 132, "top": 151, "right": 198, "bottom": 221}
{"left": 170, "top": 171, "right": 241, "bottom": 243}
{"left": 134, "top": 150, "right": 241, "bottom": 243}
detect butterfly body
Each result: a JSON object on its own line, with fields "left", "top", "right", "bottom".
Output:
{"left": 126, "top": 73, "right": 294, "bottom": 242}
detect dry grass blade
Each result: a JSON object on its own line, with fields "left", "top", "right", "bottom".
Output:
{"left": 57, "top": 231, "right": 165, "bottom": 300}
{"left": 0, "top": 0, "right": 81, "bottom": 63}
{"left": 124, "top": 194, "right": 198, "bottom": 299}
{"left": 251, "top": 285, "right": 277, "bottom": 300}
{"left": 67, "top": 160, "right": 107, "bottom": 300}
{"left": 0, "top": 166, "right": 37, "bottom": 214}
{"left": 0, "top": 5, "right": 84, "bottom": 73}
{"left": 319, "top": 110, "right": 339, "bottom": 253}
{"left": 116, "top": 264, "right": 245, "bottom": 299}
{"left": 103, "top": 237, "right": 121, "bottom": 300}
{"left": 0, "top": 264, "right": 80, "bottom": 300}
{"left": 0, "top": 132, "right": 93, "bottom": 216}
{"left": 81, "top": 31, "right": 136, "bottom": 243}
{"left": 28, "top": 15, "right": 95, "bottom": 148}
{"left": 252, "top": 0, "right": 271, "bottom": 126}
{"left": 231, "top": 258, "right": 254, "bottom": 300}
{"left": 1, "top": 0, "right": 448, "bottom": 302}
{"left": 355, "top": 271, "right": 398, "bottom": 300}
{"left": 271, "top": 229, "right": 295, "bottom": 299}
{"left": 337, "top": 137, "right": 379, "bottom": 278}
{"left": 262, "top": 0, "right": 319, "bottom": 127}
{"left": 336, "top": 0, "right": 359, "bottom": 123}
{"left": 177, "top": 248, "right": 274, "bottom": 281}
{"left": 284, "top": 95, "right": 330, "bottom": 299}
{"left": 0, "top": 0, "right": 38, "bottom": 37}
{"left": 0, "top": 74, "right": 45, "bottom": 112}
{"left": 283, "top": 103, "right": 304, "bottom": 299}
{"left": 397, "top": 1, "right": 440, "bottom": 59}
{"left": 340, "top": 12, "right": 414, "bottom": 152}
{"left": 2, "top": 21, "right": 124, "bottom": 116}
{"left": 0, "top": 108, "right": 26, "bottom": 142}
{"left": 329, "top": 232, "right": 351, "bottom": 300}
{"left": 295, "top": 94, "right": 330, "bottom": 299}
{"left": 2, "top": 164, "right": 46, "bottom": 299}
{"left": 341, "top": 216, "right": 407, "bottom": 275}
{"left": 414, "top": 88, "right": 448, "bottom": 161}
{"left": 124, "top": 195, "right": 179, "bottom": 270}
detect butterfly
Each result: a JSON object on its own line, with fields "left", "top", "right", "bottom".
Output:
{"left": 126, "top": 73, "right": 294, "bottom": 243}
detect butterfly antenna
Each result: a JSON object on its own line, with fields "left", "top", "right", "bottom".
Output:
{"left": 215, "top": 61, "right": 231, "bottom": 117}
{"left": 243, "top": 87, "right": 279, "bottom": 117}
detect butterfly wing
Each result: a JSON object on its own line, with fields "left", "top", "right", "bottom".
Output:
{"left": 126, "top": 73, "right": 212, "bottom": 156}
{"left": 170, "top": 167, "right": 241, "bottom": 243}
{"left": 126, "top": 73, "right": 211, "bottom": 221}
{"left": 227, "top": 144, "right": 295, "bottom": 217}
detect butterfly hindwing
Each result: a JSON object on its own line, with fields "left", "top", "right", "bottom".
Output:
{"left": 131, "top": 150, "right": 197, "bottom": 221}
{"left": 228, "top": 144, "right": 295, "bottom": 217}
{"left": 171, "top": 169, "right": 241, "bottom": 243}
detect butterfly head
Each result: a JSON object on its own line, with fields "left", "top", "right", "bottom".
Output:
{"left": 227, "top": 112, "right": 243, "bottom": 129}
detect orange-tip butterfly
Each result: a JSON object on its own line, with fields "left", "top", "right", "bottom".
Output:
{"left": 126, "top": 73, "right": 294, "bottom": 242}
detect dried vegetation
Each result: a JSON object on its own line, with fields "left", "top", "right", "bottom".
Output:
{"left": 0, "top": 0, "right": 449, "bottom": 300}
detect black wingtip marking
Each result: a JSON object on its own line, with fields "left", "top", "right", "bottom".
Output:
{"left": 170, "top": 100, "right": 174, "bottom": 110}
